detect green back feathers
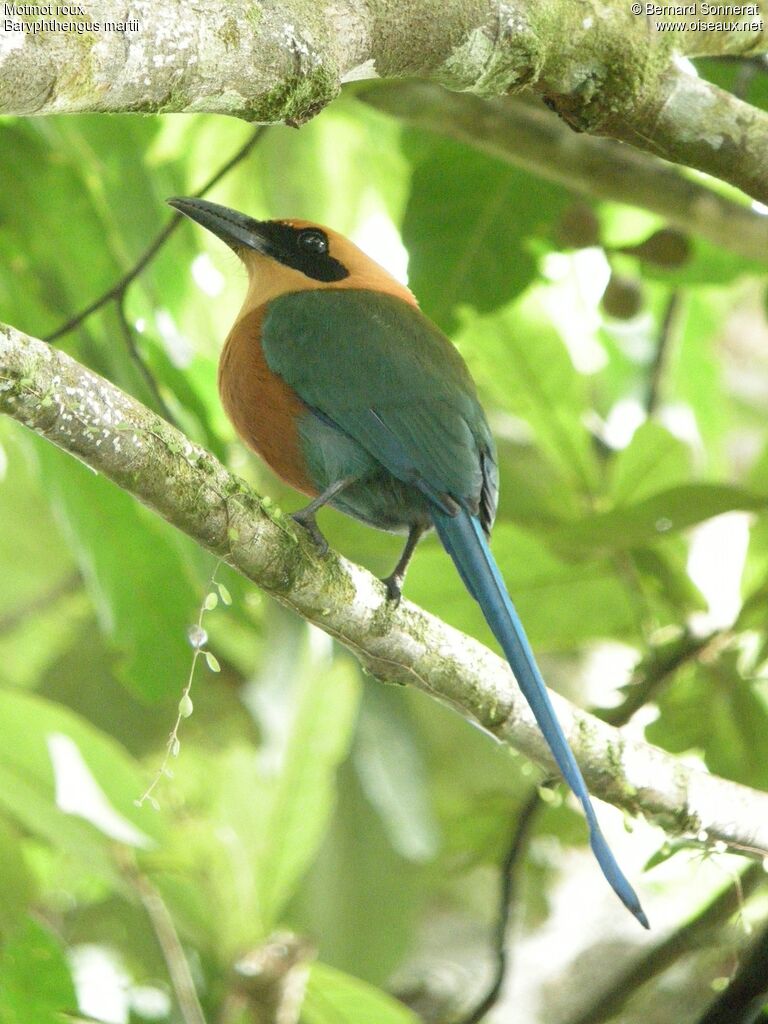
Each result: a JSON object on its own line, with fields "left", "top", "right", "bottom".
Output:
{"left": 262, "top": 288, "right": 497, "bottom": 523}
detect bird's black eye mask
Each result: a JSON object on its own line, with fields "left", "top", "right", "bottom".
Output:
{"left": 261, "top": 222, "right": 350, "bottom": 282}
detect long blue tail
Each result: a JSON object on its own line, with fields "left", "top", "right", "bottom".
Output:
{"left": 432, "top": 507, "right": 649, "bottom": 928}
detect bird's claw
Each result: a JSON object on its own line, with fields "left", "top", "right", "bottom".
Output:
{"left": 291, "top": 510, "right": 329, "bottom": 555}
{"left": 381, "top": 572, "right": 403, "bottom": 606}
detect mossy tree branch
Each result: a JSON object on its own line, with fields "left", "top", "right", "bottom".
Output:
{"left": 362, "top": 83, "right": 768, "bottom": 263}
{"left": 1, "top": 1, "right": 768, "bottom": 200}
{"left": 3, "top": 321, "right": 768, "bottom": 859}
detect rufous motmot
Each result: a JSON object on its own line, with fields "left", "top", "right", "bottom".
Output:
{"left": 168, "top": 197, "right": 648, "bottom": 928}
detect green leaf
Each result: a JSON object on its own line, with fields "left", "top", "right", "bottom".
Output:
{"left": 132, "top": 336, "right": 230, "bottom": 461}
{"left": 0, "top": 820, "right": 36, "bottom": 932}
{"left": 284, "top": 757, "right": 428, "bottom": 985}
{"left": 608, "top": 422, "right": 692, "bottom": 505}
{"left": 494, "top": 440, "right": 584, "bottom": 525}
{"left": 647, "top": 655, "right": 768, "bottom": 789}
{"left": 0, "top": 689, "right": 162, "bottom": 875}
{"left": 665, "top": 290, "right": 731, "bottom": 473}
{"left": 302, "top": 962, "right": 420, "bottom": 1024}
{"left": 256, "top": 97, "right": 409, "bottom": 232}
{"left": 33, "top": 435, "right": 199, "bottom": 700}
{"left": 550, "top": 484, "right": 768, "bottom": 555}
{"left": 352, "top": 684, "right": 439, "bottom": 863}
{"left": 156, "top": 617, "right": 360, "bottom": 958}
{"left": 461, "top": 294, "right": 600, "bottom": 496}
{"left": 402, "top": 133, "right": 567, "bottom": 331}
{"left": 632, "top": 544, "right": 707, "bottom": 617}
{"left": 0, "top": 427, "right": 74, "bottom": 616}
{"left": 643, "top": 840, "right": 690, "bottom": 871}
{"left": 740, "top": 512, "right": 768, "bottom": 631}
{"left": 407, "top": 524, "right": 643, "bottom": 649}
{"left": 0, "top": 918, "right": 77, "bottom": 1024}
{"left": 256, "top": 656, "right": 360, "bottom": 928}
{"left": 0, "top": 424, "right": 85, "bottom": 688}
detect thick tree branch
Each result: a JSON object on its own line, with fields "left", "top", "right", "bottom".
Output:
{"left": 0, "top": 0, "right": 559, "bottom": 119}
{"left": 2, "top": 2, "right": 768, "bottom": 200}
{"left": 362, "top": 84, "right": 768, "bottom": 263}
{"left": 3, "top": 323, "right": 768, "bottom": 858}
{"left": 604, "top": 63, "right": 768, "bottom": 204}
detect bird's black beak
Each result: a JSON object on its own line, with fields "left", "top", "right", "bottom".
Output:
{"left": 167, "top": 197, "right": 272, "bottom": 255}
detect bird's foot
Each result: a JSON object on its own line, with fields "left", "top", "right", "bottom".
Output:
{"left": 291, "top": 509, "right": 329, "bottom": 556}
{"left": 381, "top": 571, "right": 404, "bottom": 606}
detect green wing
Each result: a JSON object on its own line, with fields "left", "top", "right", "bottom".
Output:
{"left": 261, "top": 288, "right": 496, "bottom": 513}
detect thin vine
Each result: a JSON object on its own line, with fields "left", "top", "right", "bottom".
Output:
{"left": 135, "top": 560, "right": 231, "bottom": 808}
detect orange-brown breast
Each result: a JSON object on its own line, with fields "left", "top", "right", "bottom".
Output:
{"left": 217, "top": 305, "right": 318, "bottom": 496}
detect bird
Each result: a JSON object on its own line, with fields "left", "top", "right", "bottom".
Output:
{"left": 168, "top": 196, "right": 648, "bottom": 929}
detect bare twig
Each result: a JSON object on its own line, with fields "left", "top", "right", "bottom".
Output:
{"left": 118, "top": 849, "right": 207, "bottom": 1024}
{"left": 459, "top": 789, "right": 543, "bottom": 1024}
{"left": 114, "top": 294, "right": 178, "bottom": 425}
{"left": 564, "top": 862, "right": 766, "bottom": 1024}
{"left": 45, "top": 218, "right": 178, "bottom": 345}
{"left": 646, "top": 290, "right": 684, "bottom": 417}
{"left": 600, "top": 631, "right": 726, "bottom": 729}
{"left": 45, "top": 127, "right": 267, "bottom": 343}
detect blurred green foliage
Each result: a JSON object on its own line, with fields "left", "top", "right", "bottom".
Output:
{"left": 1, "top": 84, "right": 768, "bottom": 1023}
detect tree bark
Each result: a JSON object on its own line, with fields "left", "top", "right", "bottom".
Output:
{"left": 3, "top": 321, "right": 768, "bottom": 858}
{"left": 362, "top": 83, "right": 768, "bottom": 263}
{"left": 1, "top": 1, "right": 768, "bottom": 200}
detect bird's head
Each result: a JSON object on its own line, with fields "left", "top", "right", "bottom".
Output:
{"left": 168, "top": 197, "right": 415, "bottom": 308}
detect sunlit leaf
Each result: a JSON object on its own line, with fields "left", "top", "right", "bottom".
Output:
{"left": 608, "top": 421, "right": 692, "bottom": 505}
{"left": 256, "top": 656, "right": 360, "bottom": 928}
{"left": 647, "top": 655, "right": 768, "bottom": 789}
{"left": 153, "top": 616, "right": 360, "bottom": 959}
{"left": 0, "top": 819, "right": 36, "bottom": 932}
{"left": 460, "top": 294, "right": 600, "bottom": 496}
{"left": 0, "top": 918, "right": 77, "bottom": 1024}
{"left": 550, "top": 483, "right": 768, "bottom": 555}
{"left": 407, "top": 524, "right": 643, "bottom": 649}
{"left": 32, "top": 435, "right": 199, "bottom": 700}
{"left": 302, "top": 961, "right": 420, "bottom": 1024}
{"left": 292, "top": 754, "right": 428, "bottom": 983}
{"left": 0, "top": 689, "right": 163, "bottom": 872}
{"left": 402, "top": 133, "right": 568, "bottom": 331}
{"left": 0, "top": 424, "right": 85, "bottom": 688}
{"left": 352, "top": 683, "right": 439, "bottom": 863}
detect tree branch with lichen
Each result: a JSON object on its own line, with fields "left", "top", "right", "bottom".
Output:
{"left": 3, "top": 321, "right": 768, "bottom": 862}
{"left": 1, "top": 1, "right": 768, "bottom": 201}
{"left": 361, "top": 83, "right": 768, "bottom": 263}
